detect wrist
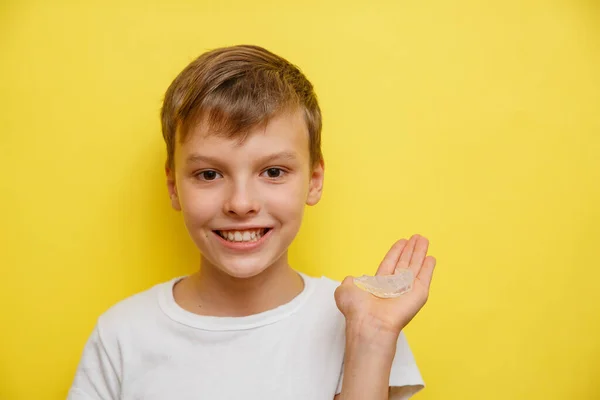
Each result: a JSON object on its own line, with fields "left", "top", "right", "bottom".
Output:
{"left": 345, "top": 315, "right": 400, "bottom": 356}
{"left": 340, "top": 318, "right": 397, "bottom": 400}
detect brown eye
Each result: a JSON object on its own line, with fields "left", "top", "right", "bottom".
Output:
{"left": 198, "top": 170, "right": 221, "bottom": 181}
{"left": 263, "top": 168, "right": 285, "bottom": 178}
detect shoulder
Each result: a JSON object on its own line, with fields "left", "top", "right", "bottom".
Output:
{"left": 297, "top": 273, "right": 345, "bottom": 327}
{"left": 301, "top": 273, "right": 341, "bottom": 305}
{"left": 316, "top": 275, "right": 342, "bottom": 292}
{"left": 95, "top": 278, "right": 179, "bottom": 340}
{"left": 304, "top": 273, "right": 341, "bottom": 297}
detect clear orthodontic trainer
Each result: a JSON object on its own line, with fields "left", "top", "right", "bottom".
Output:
{"left": 353, "top": 269, "right": 414, "bottom": 298}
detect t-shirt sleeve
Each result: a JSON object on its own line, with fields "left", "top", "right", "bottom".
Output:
{"left": 388, "top": 331, "right": 424, "bottom": 399}
{"left": 335, "top": 331, "right": 424, "bottom": 399}
{"left": 67, "top": 324, "right": 121, "bottom": 400}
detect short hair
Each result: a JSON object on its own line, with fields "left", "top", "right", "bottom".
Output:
{"left": 160, "top": 44, "right": 323, "bottom": 169}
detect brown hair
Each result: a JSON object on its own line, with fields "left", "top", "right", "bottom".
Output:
{"left": 160, "top": 44, "right": 323, "bottom": 169}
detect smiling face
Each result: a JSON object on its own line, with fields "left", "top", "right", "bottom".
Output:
{"left": 166, "top": 108, "right": 324, "bottom": 279}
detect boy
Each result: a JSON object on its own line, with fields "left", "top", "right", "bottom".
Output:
{"left": 68, "top": 44, "right": 436, "bottom": 400}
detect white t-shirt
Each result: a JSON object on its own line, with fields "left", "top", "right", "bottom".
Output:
{"left": 68, "top": 272, "right": 424, "bottom": 400}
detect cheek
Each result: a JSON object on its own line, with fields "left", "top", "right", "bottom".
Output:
{"left": 267, "top": 181, "right": 309, "bottom": 223}
{"left": 179, "top": 189, "right": 218, "bottom": 227}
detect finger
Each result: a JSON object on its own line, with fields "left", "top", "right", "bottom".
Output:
{"left": 375, "top": 239, "right": 408, "bottom": 276}
{"left": 395, "top": 234, "right": 419, "bottom": 273}
{"left": 416, "top": 255, "right": 436, "bottom": 290}
{"left": 408, "top": 235, "right": 429, "bottom": 277}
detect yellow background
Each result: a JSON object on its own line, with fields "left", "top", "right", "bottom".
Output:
{"left": 1, "top": 0, "right": 599, "bottom": 399}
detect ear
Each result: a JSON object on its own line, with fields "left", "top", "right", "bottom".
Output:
{"left": 165, "top": 165, "right": 182, "bottom": 211}
{"left": 306, "top": 158, "right": 324, "bottom": 206}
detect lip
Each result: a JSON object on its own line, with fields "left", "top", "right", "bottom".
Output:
{"left": 211, "top": 228, "right": 273, "bottom": 252}
{"left": 215, "top": 225, "right": 272, "bottom": 231}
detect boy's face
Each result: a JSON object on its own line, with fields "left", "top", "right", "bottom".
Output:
{"left": 166, "top": 109, "right": 324, "bottom": 279}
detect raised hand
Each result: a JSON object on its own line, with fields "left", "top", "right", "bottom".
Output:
{"left": 334, "top": 234, "right": 437, "bottom": 337}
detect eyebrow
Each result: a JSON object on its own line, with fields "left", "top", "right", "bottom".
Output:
{"left": 185, "top": 151, "right": 299, "bottom": 166}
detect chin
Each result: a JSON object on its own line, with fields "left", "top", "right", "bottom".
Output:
{"left": 218, "top": 262, "right": 271, "bottom": 279}
{"left": 202, "top": 252, "right": 273, "bottom": 279}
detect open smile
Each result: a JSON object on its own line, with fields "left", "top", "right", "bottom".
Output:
{"left": 211, "top": 228, "right": 273, "bottom": 251}
{"left": 214, "top": 228, "right": 272, "bottom": 242}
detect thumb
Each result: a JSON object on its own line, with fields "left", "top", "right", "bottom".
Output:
{"left": 334, "top": 276, "right": 367, "bottom": 318}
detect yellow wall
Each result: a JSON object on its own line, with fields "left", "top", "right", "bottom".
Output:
{"left": 1, "top": 0, "right": 599, "bottom": 399}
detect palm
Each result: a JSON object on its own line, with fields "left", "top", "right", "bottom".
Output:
{"left": 334, "top": 235, "right": 436, "bottom": 335}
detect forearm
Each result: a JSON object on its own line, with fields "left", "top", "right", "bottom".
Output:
{"left": 337, "top": 318, "right": 399, "bottom": 400}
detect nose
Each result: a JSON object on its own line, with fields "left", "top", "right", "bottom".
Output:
{"left": 223, "top": 181, "right": 261, "bottom": 217}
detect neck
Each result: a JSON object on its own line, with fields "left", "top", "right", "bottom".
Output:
{"left": 174, "top": 253, "right": 304, "bottom": 317}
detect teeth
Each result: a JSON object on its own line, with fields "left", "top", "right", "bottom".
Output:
{"left": 218, "top": 229, "right": 267, "bottom": 243}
